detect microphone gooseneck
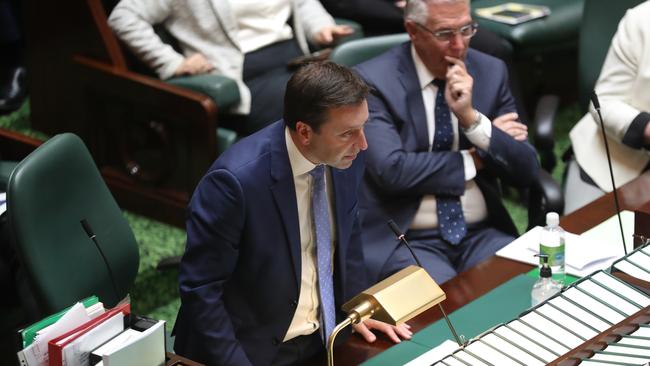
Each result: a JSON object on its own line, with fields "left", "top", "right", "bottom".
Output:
{"left": 387, "top": 220, "right": 423, "bottom": 268}
{"left": 591, "top": 91, "right": 627, "bottom": 255}
{"left": 80, "top": 219, "right": 121, "bottom": 301}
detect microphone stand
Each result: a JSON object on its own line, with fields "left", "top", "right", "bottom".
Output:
{"left": 387, "top": 220, "right": 466, "bottom": 347}
{"left": 591, "top": 92, "right": 627, "bottom": 255}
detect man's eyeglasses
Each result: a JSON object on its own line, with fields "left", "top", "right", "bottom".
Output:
{"left": 415, "top": 22, "right": 478, "bottom": 42}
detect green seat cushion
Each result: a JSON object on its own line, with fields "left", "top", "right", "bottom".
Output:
{"left": 472, "top": 0, "right": 584, "bottom": 49}
{"left": 167, "top": 74, "right": 241, "bottom": 109}
{"left": 330, "top": 33, "right": 409, "bottom": 67}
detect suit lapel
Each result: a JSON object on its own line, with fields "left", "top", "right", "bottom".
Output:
{"left": 269, "top": 123, "right": 301, "bottom": 290}
{"left": 398, "top": 45, "right": 430, "bottom": 151}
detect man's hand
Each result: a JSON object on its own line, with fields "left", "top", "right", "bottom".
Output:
{"left": 352, "top": 319, "right": 412, "bottom": 343}
{"left": 493, "top": 112, "right": 528, "bottom": 141}
{"left": 174, "top": 53, "right": 215, "bottom": 76}
{"left": 444, "top": 56, "right": 475, "bottom": 128}
{"left": 313, "top": 25, "right": 354, "bottom": 45}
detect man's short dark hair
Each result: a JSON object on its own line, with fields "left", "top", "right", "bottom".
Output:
{"left": 284, "top": 61, "right": 369, "bottom": 132}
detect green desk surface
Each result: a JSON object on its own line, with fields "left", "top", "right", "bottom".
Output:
{"left": 362, "top": 270, "right": 580, "bottom": 365}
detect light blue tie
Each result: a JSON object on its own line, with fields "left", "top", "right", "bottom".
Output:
{"left": 309, "top": 164, "right": 336, "bottom": 342}
{"left": 433, "top": 79, "right": 467, "bottom": 245}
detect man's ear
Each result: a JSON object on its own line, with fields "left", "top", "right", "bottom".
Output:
{"left": 405, "top": 20, "right": 419, "bottom": 39}
{"left": 295, "top": 121, "right": 313, "bottom": 146}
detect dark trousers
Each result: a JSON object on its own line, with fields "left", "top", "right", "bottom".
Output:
{"left": 271, "top": 331, "right": 324, "bottom": 366}
{"left": 234, "top": 39, "right": 302, "bottom": 135}
{"left": 380, "top": 223, "right": 514, "bottom": 284}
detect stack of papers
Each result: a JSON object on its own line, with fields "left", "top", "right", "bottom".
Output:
{"left": 497, "top": 211, "right": 635, "bottom": 277}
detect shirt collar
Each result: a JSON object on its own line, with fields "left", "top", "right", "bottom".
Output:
{"left": 411, "top": 44, "right": 436, "bottom": 90}
{"left": 285, "top": 127, "right": 318, "bottom": 177}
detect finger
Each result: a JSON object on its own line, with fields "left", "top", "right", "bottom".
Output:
{"left": 319, "top": 29, "right": 334, "bottom": 44}
{"left": 354, "top": 323, "right": 377, "bottom": 343}
{"left": 394, "top": 324, "right": 413, "bottom": 339}
{"left": 493, "top": 112, "right": 519, "bottom": 124}
{"left": 370, "top": 322, "right": 401, "bottom": 343}
{"left": 444, "top": 56, "right": 466, "bottom": 71}
{"left": 333, "top": 25, "right": 354, "bottom": 36}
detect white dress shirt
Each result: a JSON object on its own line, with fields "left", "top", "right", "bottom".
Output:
{"left": 283, "top": 127, "right": 335, "bottom": 341}
{"left": 409, "top": 46, "right": 490, "bottom": 230}
{"left": 229, "top": 0, "right": 294, "bottom": 53}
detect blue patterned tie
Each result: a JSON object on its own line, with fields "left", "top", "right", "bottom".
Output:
{"left": 433, "top": 79, "right": 466, "bottom": 245}
{"left": 309, "top": 164, "right": 336, "bottom": 342}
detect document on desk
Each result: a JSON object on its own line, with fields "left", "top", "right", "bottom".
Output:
{"left": 17, "top": 303, "right": 92, "bottom": 366}
{"left": 404, "top": 340, "right": 458, "bottom": 366}
{"left": 496, "top": 211, "right": 634, "bottom": 277}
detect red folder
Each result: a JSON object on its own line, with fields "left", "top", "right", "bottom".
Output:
{"left": 48, "top": 302, "right": 131, "bottom": 366}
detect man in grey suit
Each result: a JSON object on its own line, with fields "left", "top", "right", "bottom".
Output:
{"left": 109, "top": 0, "right": 352, "bottom": 134}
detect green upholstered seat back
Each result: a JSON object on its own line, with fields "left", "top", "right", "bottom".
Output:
{"left": 329, "top": 33, "right": 410, "bottom": 67}
{"left": 7, "top": 134, "right": 139, "bottom": 316}
{"left": 578, "top": 0, "right": 645, "bottom": 112}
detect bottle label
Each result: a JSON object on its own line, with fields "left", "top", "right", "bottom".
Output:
{"left": 540, "top": 243, "right": 565, "bottom": 267}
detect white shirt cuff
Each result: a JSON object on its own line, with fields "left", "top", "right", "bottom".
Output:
{"left": 463, "top": 112, "right": 492, "bottom": 151}
{"left": 460, "top": 150, "right": 477, "bottom": 181}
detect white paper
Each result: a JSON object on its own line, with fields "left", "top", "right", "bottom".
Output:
{"left": 497, "top": 211, "right": 635, "bottom": 277}
{"left": 590, "top": 352, "right": 650, "bottom": 364}
{"left": 21, "top": 303, "right": 91, "bottom": 366}
{"left": 508, "top": 320, "right": 569, "bottom": 355}
{"left": 404, "top": 339, "right": 459, "bottom": 366}
{"left": 577, "top": 281, "right": 640, "bottom": 316}
{"left": 631, "top": 326, "right": 650, "bottom": 338}
{"left": 592, "top": 272, "right": 650, "bottom": 307}
{"left": 464, "top": 341, "right": 520, "bottom": 366}
{"left": 614, "top": 260, "right": 650, "bottom": 281}
{"left": 480, "top": 332, "right": 546, "bottom": 366}
{"left": 61, "top": 312, "right": 125, "bottom": 366}
{"left": 101, "top": 320, "right": 165, "bottom": 366}
{"left": 605, "top": 345, "right": 650, "bottom": 357}
{"left": 563, "top": 287, "right": 625, "bottom": 324}
{"left": 536, "top": 304, "right": 598, "bottom": 340}
{"left": 454, "top": 350, "right": 489, "bottom": 366}
{"left": 519, "top": 312, "right": 583, "bottom": 349}
{"left": 547, "top": 297, "right": 610, "bottom": 332}
{"left": 494, "top": 325, "right": 556, "bottom": 363}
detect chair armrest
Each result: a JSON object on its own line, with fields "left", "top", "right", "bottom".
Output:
{"left": 533, "top": 94, "right": 560, "bottom": 172}
{"left": 527, "top": 169, "right": 564, "bottom": 230}
{"left": 167, "top": 74, "right": 240, "bottom": 110}
{"left": 72, "top": 55, "right": 218, "bottom": 190}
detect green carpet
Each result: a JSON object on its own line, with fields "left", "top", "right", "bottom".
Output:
{"left": 0, "top": 97, "right": 581, "bottom": 338}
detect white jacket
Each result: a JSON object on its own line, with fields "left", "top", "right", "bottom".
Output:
{"left": 570, "top": 1, "right": 650, "bottom": 191}
{"left": 108, "top": 0, "right": 335, "bottom": 114}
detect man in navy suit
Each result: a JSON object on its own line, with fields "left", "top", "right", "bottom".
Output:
{"left": 173, "top": 61, "right": 410, "bottom": 366}
{"left": 354, "top": 0, "right": 540, "bottom": 285}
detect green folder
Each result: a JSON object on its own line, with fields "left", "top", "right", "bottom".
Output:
{"left": 19, "top": 295, "right": 100, "bottom": 348}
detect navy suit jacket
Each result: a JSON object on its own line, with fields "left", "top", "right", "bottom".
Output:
{"left": 173, "top": 121, "right": 368, "bottom": 365}
{"left": 354, "top": 42, "right": 540, "bottom": 283}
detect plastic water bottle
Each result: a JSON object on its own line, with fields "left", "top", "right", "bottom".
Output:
{"left": 531, "top": 254, "right": 562, "bottom": 307}
{"left": 540, "top": 212, "right": 566, "bottom": 284}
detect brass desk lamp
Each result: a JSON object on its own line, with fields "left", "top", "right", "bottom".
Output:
{"left": 326, "top": 265, "right": 465, "bottom": 366}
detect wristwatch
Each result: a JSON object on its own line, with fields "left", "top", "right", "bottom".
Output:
{"left": 462, "top": 110, "right": 482, "bottom": 133}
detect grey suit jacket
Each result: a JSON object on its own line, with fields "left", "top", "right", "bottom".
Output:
{"left": 108, "top": 0, "right": 335, "bottom": 114}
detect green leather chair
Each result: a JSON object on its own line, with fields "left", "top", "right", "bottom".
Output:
{"left": 7, "top": 133, "right": 139, "bottom": 317}
{"left": 330, "top": 34, "right": 564, "bottom": 227}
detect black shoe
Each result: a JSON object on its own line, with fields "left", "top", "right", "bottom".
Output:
{"left": 0, "top": 66, "right": 27, "bottom": 114}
